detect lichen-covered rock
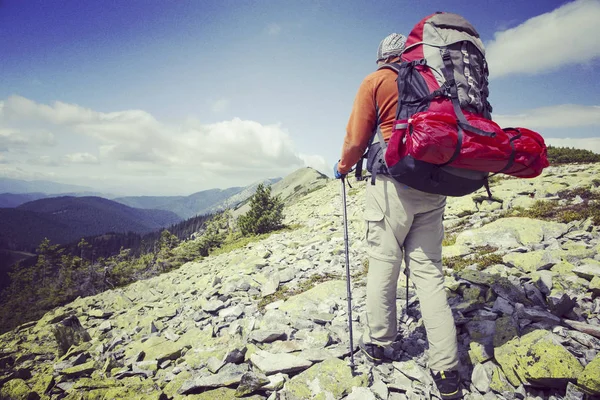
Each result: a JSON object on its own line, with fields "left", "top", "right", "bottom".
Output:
{"left": 577, "top": 354, "right": 600, "bottom": 394}
{"left": 455, "top": 218, "right": 568, "bottom": 249}
{"left": 249, "top": 350, "right": 312, "bottom": 375}
{"left": 493, "top": 316, "right": 519, "bottom": 348}
{"left": 489, "top": 364, "right": 514, "bottom": 394}
{"left": 52, "top": 315, "right": 91, "bottom": 356}
{"left": 283, "top": 358, "right": 368, "bottom": 400}
{"left": 279, "top": 280, "right": 347, "bottom": 318}
{"left": 59, "top": 360, "right": 96, "bottom": 379}
{"left": 235, "top": 371, "right": 269, "bottom": 397}
{"left": 0, "top": 378, "right": 31, "bottom": 400}
{"left": 468, "top": 341, "right": 494, "bottom": 365}
{"left": 494, "top": 330, "right": 584, "bottom": 388}
{"left": 590, "top": 276, "right": 600, "bottom": 296}
{"left": 502, "top": 251, "right": 559, "bottom": 273}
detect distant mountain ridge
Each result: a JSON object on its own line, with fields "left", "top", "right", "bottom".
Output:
{"left": 0, "top": 192, "right": 48, "bottom": 208}
{"left": 114, "top": 178, "right": 281, "bottom": 219}
{"left": 0, "top": 178, "right": 94, "bottom": 194}
{"left": 0, "top": 196, "right": 181, "bottom": 252}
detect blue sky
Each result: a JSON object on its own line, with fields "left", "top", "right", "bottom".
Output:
{"left": 1, "top": 0, "right": 599, "bottom": 195}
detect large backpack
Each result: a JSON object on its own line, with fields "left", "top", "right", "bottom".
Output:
{"left": 360, "top": 12, "right": 548, "bottom": 196}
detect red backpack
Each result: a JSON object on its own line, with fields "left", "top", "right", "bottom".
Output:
{"left": 363, "top": 12, "right": 549, "bottom": 196}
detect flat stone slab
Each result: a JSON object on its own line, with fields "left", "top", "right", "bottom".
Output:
{"left": 178, "top": 364, "right": 248, "bottom": 394}
{"left": 250, "top": 350, "right": 313, "bottom": 375}
{"left": 573, "top": 264, "right": 600, "bottom": 281}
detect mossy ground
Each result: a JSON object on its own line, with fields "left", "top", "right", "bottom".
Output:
{"left": 510, "top": 187, "right": 600, "bottom": 225}
{"left": 443, "top": 246, "right": 502, "bottom": 272}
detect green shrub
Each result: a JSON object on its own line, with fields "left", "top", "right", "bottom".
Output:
{"left": 547, "top": 146, "right": 600, "bottom": 164}
{"left": 238, "top": 184, "right": 284, "bottom": 235}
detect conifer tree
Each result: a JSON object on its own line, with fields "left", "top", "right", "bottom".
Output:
{"left": 237, "top": 184, "right": 284, "bottom": 235}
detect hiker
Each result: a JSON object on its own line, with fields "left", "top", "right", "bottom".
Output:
{"left": 333, "top": 33, "right": 463, "bottom": 399}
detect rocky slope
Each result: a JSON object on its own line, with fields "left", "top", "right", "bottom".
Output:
{"left": 1, "top": 163, "right": 600, "bottom": 400}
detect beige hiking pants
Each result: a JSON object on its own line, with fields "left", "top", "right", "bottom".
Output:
{"left": 362, "top": 175, "right": 459, "bottom": 372}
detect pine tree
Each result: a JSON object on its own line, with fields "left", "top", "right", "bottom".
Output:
{"left": 237, "top": 184, "right": 284, "bottom": 235}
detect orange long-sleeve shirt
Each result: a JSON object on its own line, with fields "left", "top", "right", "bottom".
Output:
{"left": 338, "top": 68, "right": 399, "bottom": 174}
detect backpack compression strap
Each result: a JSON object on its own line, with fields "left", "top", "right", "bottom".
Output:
{"left": 440, "top": 51, "right": 496, "bottom": 138}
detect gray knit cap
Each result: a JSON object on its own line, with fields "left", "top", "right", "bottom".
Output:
{"left": 376, "top": 33, "right": 407, "bottom": 63}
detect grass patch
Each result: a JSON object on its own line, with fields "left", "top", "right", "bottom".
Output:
{"left": 486, "top": 186, "right": 600, "bottom": 226}
{"left": 510, "top": 193, "right": 600, "bottom": 225}
{"left": 348, "top": 187, "right": 361, "bottom": 196}
{"left": 488, "top": 174, "right": 506, "bottom": 184}
{"left": 443, "top": 245, "right": 500, "bottom": 272}
{"left": 352, "top": 258, "right": 369, "bottom": 279}
{"left": 257, "top": 272, "right": 340, "bottom": 311}
{"left": 442, "top": 233, "right": 457, "bottom": 247}
{"left": 303, "top": 184, "right": 327, "bottom": 197}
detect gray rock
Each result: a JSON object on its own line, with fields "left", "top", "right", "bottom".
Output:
{"left": 392, "top": 360, "right": 432, "bottom": 386}
{"left": 492, "top": 297, "right": 515, "bottom": 315}
{"left": 371, "top": 379, "right": 389, "bottom": 400}
{"left": 52, "top": 316, "right": 92, "bottom": 356}
{"left": 564, "top": 382, "right": 586, "bottom": 400}
{"left": 164, "top": 330, "right": 180, "bottom": 342}
{"left": 346, "top": 387, "right": 377, "bottom": 400}
{"left": 249, "top": 329, "right": 287, "bottom": 344}
{"left": 524, "top": 282, "right": 546, "bottom": 307}
{"left": 207, "top": 356, "right": 225, "bottom": 374}
{"left": 547, "top": 292, "right": 576, "bottom": 317}
{"left": 264, "top": 373, "right": 287, "bottom": 391}
{"left": 235, "top": 371, "right": 269, "bottom": 397}
{"left": 178, "top": 364, "right": 248, "bottom": 394}
{"left": 573, "top": 264, "right": 600, "bottom": 281}
{"left": 515, "top": 303, "right": 561, "bottom": 324}
{"left": 250, "top": 350, "right": 313, "bottom": 375}
{"left": 219, "top": 305, "right": 244, "bottom": 320}
{"left": 566, "top": 330, "right": 600, "bottom": 349}
{"left": 492, "top": 279, "right": 529, "bottom": 305}
{"left": 564, "top": 320, "right": 600, "bottom": 339}
{"left": 262, "top": 276, "right": 280, "bottom": 297}
{"left": 203, "top": 299, "right": 226, "bottom": 313}
{"left": 224, "top": 348, "right": 246, "bottom": 364}
{"left": 535, "top": 270, "right": 554, "bottom": 295}
{"left": 98, "top": 320, "right": 112, "bottom": 333}
{"left": 280, "top": 268, "right": 297, "bottom": 283}
{"left": 471, "top": 363, "right": 491, "bottom": 393}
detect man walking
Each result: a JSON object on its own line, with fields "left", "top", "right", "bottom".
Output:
{"left": 333, "top": 33, "right": 463, "bottom": 399}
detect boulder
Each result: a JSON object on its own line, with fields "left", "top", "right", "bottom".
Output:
{"left": 283, "top": 358, "right": 368, "bottom": 400}
{"left": 494, "top": 330, "right": 584, "bottom": 388}
{"left": 52, "top": 316, "right": 91, "bottom": 356}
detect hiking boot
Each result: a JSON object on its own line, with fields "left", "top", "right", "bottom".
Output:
{"left": 431, "top": 369, "right": 462, "bottom": 399}
{"left": 358, "top": 337, "right": 385, "bottom": 364}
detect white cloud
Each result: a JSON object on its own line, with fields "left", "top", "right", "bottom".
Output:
{"left": 486, "top": 0, "right": 600, "bottom": 78}
{"left": 0, "top": 95, "right": 326, "bottom": 194}
{"left": 63, "top": 152, "right": 99, "bottom": 164}
{"left": 28, "top": 156, "right": 62, "bottom": 167}
{"left": 0, "top": 165, "right": 56, "bottom": 180}
{"left": 0, "top": 154, "right": 7, "bottom": 164}
{"left": 545, "top": 137, "right": 600, "bottom": 154}
{"left": 266, "top": 23, "right": 282, "bottom": 36}
{"left": 211, "top": 99, "right": 230, "bottom": 113}
{"left": 298, "top": 154, "right": 328, "bottom": 175}
{"left": 493, "top": 104, "right": 600, "bottom": 128}
{"left": 0, "top": 128, "right": 29, "bottom": 148}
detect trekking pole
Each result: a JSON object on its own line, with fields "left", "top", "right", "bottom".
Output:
{"left": 340, "top": 176, "right": 356, "bottom": 371}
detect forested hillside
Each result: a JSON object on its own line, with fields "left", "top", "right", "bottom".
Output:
{"left": 0, "top": 196, "right": 181, "bottom": 252}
